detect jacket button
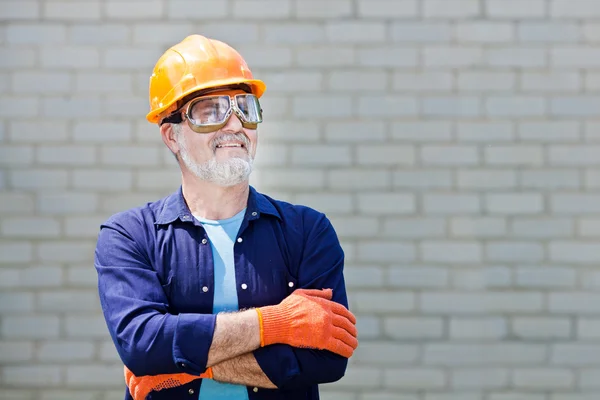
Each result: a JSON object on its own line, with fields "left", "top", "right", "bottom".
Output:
{"left": 237, "top": 237, "right": 243, "bottom": 243}
{"left": 252, "top": 211, "right": 257, "bottom": 216}
{"left": 202, "top": 286, "right": 208, "bottom": 292}
{"left": 241, "top": 283, "right": 248, "bottom": 290}
{"left": 201, "top": 238, "right": 207, "bottom": 245}
{"left": 288, "top": 282, "right": 294, "bottom": 288}
{"left": 253, "top": 387, "right": 258, "bottom": 392}
{"left": 188, "top": 389, "right": 194, "bottom": 395}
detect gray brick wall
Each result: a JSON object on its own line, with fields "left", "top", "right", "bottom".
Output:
{"left": 1, "top": 1, "right": 599, "bottom": 399}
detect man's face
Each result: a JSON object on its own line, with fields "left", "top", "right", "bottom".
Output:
{"left": 172, "top": 88, "right": 258, "bottom": 187}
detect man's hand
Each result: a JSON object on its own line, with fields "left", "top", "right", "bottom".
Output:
{"left": 124, "top": 366, "right": 212, "bottom": 400}
{"left": 256, "top": 288, "right": 358, "bottom": 358}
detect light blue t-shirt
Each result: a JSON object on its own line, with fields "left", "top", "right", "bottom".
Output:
{"left": 194, "top": 208, "right": 249, "bottom": 400}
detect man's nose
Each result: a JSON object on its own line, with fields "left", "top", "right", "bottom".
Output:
{"left": 221, "top": 112, "right": 243, "bottom": 133}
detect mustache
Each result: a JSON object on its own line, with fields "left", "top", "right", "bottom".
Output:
{"left": 211, "top": 132, "right": 251, "bottom": 151}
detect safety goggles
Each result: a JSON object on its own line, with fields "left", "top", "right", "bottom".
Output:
{"left": 162, "top": 94, "right": 263, "bottom": 133}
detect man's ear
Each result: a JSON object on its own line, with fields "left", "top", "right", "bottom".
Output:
{"left": 160, "top": 123, "right": 180, "bottom": 155}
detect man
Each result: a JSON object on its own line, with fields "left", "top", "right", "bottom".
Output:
{"left": 94, "top": 34, "right": 358, "bottom": 400}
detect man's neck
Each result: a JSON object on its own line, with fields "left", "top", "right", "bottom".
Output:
{"left": 181, "top": 175, "right": 250, "bottom": 221}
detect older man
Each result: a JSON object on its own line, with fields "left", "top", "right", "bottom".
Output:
{"left": 94, "top": 35, "right": 358, "bottom": 400}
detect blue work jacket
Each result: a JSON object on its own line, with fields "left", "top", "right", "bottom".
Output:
{"left": 94, "top": 186, "right": 351, "bottom": 400}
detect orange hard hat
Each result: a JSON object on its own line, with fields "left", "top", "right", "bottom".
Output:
{"left": 146, "top": 34, "right": 266, "bottom": 124}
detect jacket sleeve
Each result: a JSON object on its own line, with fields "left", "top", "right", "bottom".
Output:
{"left": 253, "top": 211, "right": 352, "bottom": 389}
{"left": 95, "top": 215, "right": 216, "bottom": 377}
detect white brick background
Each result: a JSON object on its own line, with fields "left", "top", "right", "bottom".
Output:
{"left": 1, "top": 0, "right": 600, "bottom": 399}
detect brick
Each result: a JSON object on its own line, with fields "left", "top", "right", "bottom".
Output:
{"left": 2, "top": 315, "right": 60, "bottom": 339}
{"left": 421, "top": 241, "right": 484, "bottom": 263}
{"left": 10, "top": 169, "right": 69, "bottom": 190}
{"left": 552, "top": 344, "right": 600, "bottom": 366}
{"left": 294, "top": 0, "right": 353, "bottom": 18}
{"left": 552, "top": 48, "right": 600, "bottom": 67}
{"left": 100, "top": 146, "right": 160, "bottom": 167}
{"left": 521, "top": 169, "right": 580, "bottom": 189}
{"left": 451, "top": 217, "right": 507, "bottom": 237}
{"left": 40, "top": 391, "right": 97, "bottom": 400}
{"left": 552, "top": 195, "right": 600, "bottom": 214}
{"left": 351, "top": 292, "right": 415, "bottom": 313}
{"left": 384, "top": 368, "right": 446, "bottom": 389}
{"left": 0, "top": 342, "right": 33, "bottom": 362}
{"left": 357, "top": 0, "right": 417, "bottom": 17}
{"left": 383, "top": 218, "right": 446, "bottom": 238}
{"left": 552, "top": 96, "right": 600, "bottom": 116}
{"left": 191, "top": 23, "right": 261, "bottom": 46}
{"left": 426, "top": 395, "right": 482, "bottom": 400}
{"left": 458, "top": 71, "right": 516, "bottom": 91}
{"left": 262, "top": 71, "right": 323, "bottom": 92}
{"left": 37, "top": 290, "right": 99, "bottom": 312}
{"left": 44, "top": 1, "right": 101, "bottom": 20}
{"left": 259, "top": 169, "right": 325, "bottom": 190}
{"left": 64, "top": 217, "right": 103, "bottom": 238}
{"left": 519, "top": 22, "right": 580, "bottom": 42}
{"left": 12, "top": 72, "right": 71, "bottom": 94}
{"left": 41, "top": 47, "right": 100, "bottom": 68}
{"left": 423, "top": 194, "right": 481, "bottom": 214}
{"left": 391, "top": 22, "right": 452, "bottom": 42}
{"left": 38, "top": 193, "right": 98, "bottom": 215}
{"left": 0, "top": 97, "right": 38, "bottom": 118}
{"left": 357, "top": 193, "right": 415, "bottom": 215}
{"left": 486, "top": 0, "right": 546, "bottom": 18}
{"left": 36, "top": 240, "right": 95, "bottom": 263}
{"left": 388, "top": 267, "right": 449, "bottom": 288}
{"left": 458, "top": 170, "right": 517, "bottom": 189}
{"left": 424, "top": 343, "right": 546, "bottom": 366}
{"left": 486, "top": 193, "right": 544, "bottom": 214}
{"left": 295, "top": 194, "right": 353, "bottom": 215}
{"left": 0, "top": 193, "right": 35, "bottom": 213}
{"left": 136, "top": 169, "right": 183, "bottom": 190}
{"left": 424, "top": 292, "right": 543, "bottom": 314}
{"left": 0, "top": 242, "right": 33, "bottom": 264}
{"left": 522, "top": 72, "right": 581, "bottom": 92}
{"left": 38, "top": 341, "right": 95, "bottom": 362}
{"left": 358, "top": 242, "right": 416, "bottom": 263}
{"left": 73, "top": 170, "right": 133, "bottom": 191}
{"left": 104, "top": 96, "right": 148, "bottom": 117}
{"left": 578, "top": 319, "right": 600, "bottom": 339}
{"left": 328, "top": 169, "right": 390, "bottom": 190}
{"left": 423, "top": 0, "right": 480, "bottom": 18}
{"left": 585, "top": 74, "right": 600, "bottom": 92}
{"left": 294, "top": 47, "right": 355, "bottom": 68}
{"left": 105, "top": 0, "right": 164, "bottom": 19}
{"left": 394, "top": 170, "right": 453, "bottom": 189}
{"left": 580, "top": 369, "right": 600, "bottom": 388}
{"left": 392, "top": 121, "right": 453, "bottom": 141}
{"left": 422, "top": 97, "right": 481, "bottom": 117}
{"left": 37, "top": 146, "right": 96, "bottom": 166}
{"left": 550, "top": 241, "right": 600, "bottom": 263}
{"left": 0, "top": 146, "right": 34, "bottom": 165}
{"left": 66, "top": 365, "right": 123, "bottom": 387}
{"left": 424, "top": 47, "right": 483, "bottom": 67}
{"left": 384, "top": 317, "right": 443, "bottom": 339}
{"left": 103, "top": 48, "right": 163, "bottom": 69}
{"left": 549, "top": 293, "right": 600, "bottom": 313}
{"left": 3, "top": 367, "right": 61, "bottom": 387}
{"left": 357, "top": 47, "right": 418, "bottom": 67}
{"left": 1, "top": 217, "right": 61, "bottom": 238}
{"left": 0, "top": 1, "right": 39, "bottom": 19}
{"left": 393, "top": 72, "right": 453, "bottom": 91}
{"left": 486, "top": 96, "right": 546, "bottom": 117}
{"left": 360, "top": 96, "right": 419, "bottom": 117}
{"left": 353, "top": 342, "right": 419, "bottom": 365}
{"left": 65, "top": 316, "right": 109, "bottom": 338}
{"left": 42, "top": 97, "right": 101, "bottom": 118}
{"left": 291, "top": 145, "right": 351, "bottom": 166}
{"left": 519, "top": 121, "right": 580, "bottom": 142}
{"left": 327, "top": 22, "right": 386, "bottom": 43}
{"left": 513, "top": 369, "right": 574, "bottom": 389}
{"left": 99, "top": 340, "right": 121, "bottom": 362}
{"left": 550, "top": 146, "right": 600, "bottom": 166}
{"left": 75, "top": 73, "right": 133, "bottom": 94}
{"left": 355, "top": 315, "right": 381, "bottom": 339}
{"left": 486, "top": 48, "right": 547, "bottom": 67}
{"left": 451, "top": 267, "right": 513, "bottom": 289}
{"left": 452, "top": 368, "right": 509, "bottom": 389}
{"left": 231, "top": 0, "right": 291, "bottom": 18}
{"left": 166, "top": 0, "right": 227, "bottom": 19}
{"left": 343, "top": 266, "right": 384, "bottom": 287}
{"left": 9, "top": 121, "right": 68, "bottom": 142}
{"left": 73, "top": 122, "right": 132, "bottom": 143}
{"left": 516, "top": 267, "right": 576, "bottom": 288}
{"left": 357, "top": 145, "right": 415, "bottom": 166}
{"left": 457, "top": 22, "right": 514, "bottom": 43}
{"left": 578, "top": 218, "right": 600, "bottom": 236}
{"left": 457, "top": 121, "right": 514, "bottom": 142}
{"left": 334, "top": 366, "right": 381, "bottom": 390}
{"left": 6, "top": 24, "right": 66, "bottom": 44}
{"left": 16, "top": 266, "right": 63, "bottom": 288}
{"left": 489, "top": 395, "right": 546, "bottom": 400}
{"left": 551, "top": 0, "right": 600, "bottom": 18}
{"left": 485, "top": 146, "right": 544, "bottom": 166}
{"left": 450, "top": 317, "right": 507, "bottom": 339}
{"left": 132, "top": 23, "right": 196, "bottom": 45}
{"left": 0, "top": 48, "right": 35, "bottom": 68}
{"left": 0, "top": 292, "right": 34, "bottom": 314}
{"left": 325, "top": 122, "right": 386, "bottom": 143}
{"left": 69, "top": 24, "right": 130, "bottom": 44}
{"left": 328, "top": 71, "right": 387, "bottom": 91}
{"left": 511, "top": 218, "right": 573, "bottom": 238}
{"left": 292, "top": 96, "right": 352, "bottom": 118}
{"left": 513, "top": 317, "right": 571, "bottom": 339}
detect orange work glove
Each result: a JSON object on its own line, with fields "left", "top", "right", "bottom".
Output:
{"left": 124, "top": 366, "right": 212, "bottom": 400}
{"left": 255, "top": 288, "right": 358, "bottom": 358}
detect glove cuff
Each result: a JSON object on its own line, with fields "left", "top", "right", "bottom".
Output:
{"left": 256, "top": 305, "right": 293, "bottom": 347}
